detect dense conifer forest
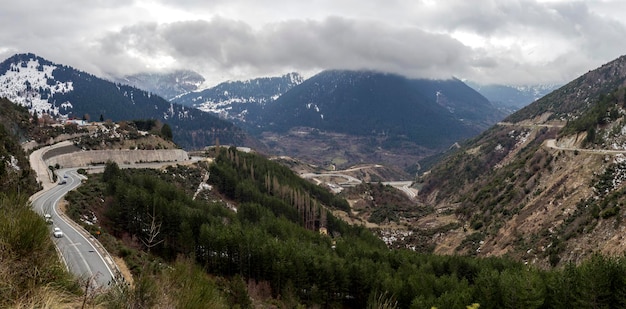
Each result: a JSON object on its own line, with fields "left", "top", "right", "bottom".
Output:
{"left": 65, "top": 147, "right": 626, "bottom": 308}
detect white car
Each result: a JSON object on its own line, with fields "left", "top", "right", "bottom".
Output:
{"left": 44, "top": 213, "right": 53, "bottom": 224}
{"left": 53, "top": 227, "right": 64, "bottom": 238}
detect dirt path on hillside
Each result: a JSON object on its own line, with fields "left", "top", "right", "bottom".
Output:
{"left": 545, "top": 138, "right": 626, "bottom": 155}
{"left": 497, "top": 121, "right": 626, "bottom": 156}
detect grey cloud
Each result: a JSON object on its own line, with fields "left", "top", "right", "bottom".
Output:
{"left": 162, "top": 19, "right": 255, "bottom": 60}
{"left": 96, "top": 16, "right": 476, "bottom": 80}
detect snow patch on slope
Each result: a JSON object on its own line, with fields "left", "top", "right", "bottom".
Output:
{"left": 0, "top": 58, "right": 73, "bottom": 115}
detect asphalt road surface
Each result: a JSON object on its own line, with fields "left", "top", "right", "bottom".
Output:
{"left": 32, "top": 169, "right": 115, "bottom": 290}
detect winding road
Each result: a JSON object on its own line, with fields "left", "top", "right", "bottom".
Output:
{"left": 28, "top": 142, "right": 205, "bottom": 290}
{"left": 300, "top": 165, "right": 418, "bottom": 198}
{"left": 31, "top": 169, "right": 115, "bottom": 289}
{"left": 497, "top": 121, "right": 626, "bottom": 156}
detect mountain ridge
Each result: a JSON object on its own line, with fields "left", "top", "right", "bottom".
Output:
{"left": 116, "top": 69, "right": 205, "bottom": 100}
{"left": 173, "top": 72, "right": 304, "bottom": 122}
{"left": 0, "top": 53, "right": 253, "bottom": 150}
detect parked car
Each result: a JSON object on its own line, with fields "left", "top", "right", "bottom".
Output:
{"left": 53, "top": 227, "right": 64, "bottom": 238}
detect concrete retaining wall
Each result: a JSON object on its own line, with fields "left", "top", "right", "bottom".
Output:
{"left": 46, "top": 149, "right": 190, "bottom": 168}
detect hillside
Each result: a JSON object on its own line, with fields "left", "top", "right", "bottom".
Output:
{"left": 507, "top": 55, "right": 626, "bottom": 123}
{"left": 0, "top": 53, "right": 251, "bottom": 150}
{"left": 419, "top": 54, "right": 626, "bottom": 267}
{"left": 0, "top": 97, "right": 40, "bottom": 194}
{"left": 245, "top": 70, "right": 506, "bottom": 171}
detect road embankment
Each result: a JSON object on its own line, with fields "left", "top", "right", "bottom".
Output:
{"left": 46, "top": 148, "right": 189, "bottom": 168}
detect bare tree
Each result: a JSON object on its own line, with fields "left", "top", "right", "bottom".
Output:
{"left": 141, "top": 203, "right": 164, "bottom": 252}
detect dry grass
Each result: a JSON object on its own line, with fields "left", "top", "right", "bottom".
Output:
{"left": 11, "top": 286, "right": 80, "bottom": 309}
{"left": 0, "top": 194, "right": 82, "bottom": 308}
{"left": 112, "top": 256, "right": 134, "bottom": 286}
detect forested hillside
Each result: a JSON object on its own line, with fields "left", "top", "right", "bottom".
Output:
{"left": 0, "top": 97, "right": 39, "bottom": 195}
{"left": 64, "top": 147, "right": 626, "bottom": 308}
{"left": 253, "top": 71, "right": 503, "bottom": 149}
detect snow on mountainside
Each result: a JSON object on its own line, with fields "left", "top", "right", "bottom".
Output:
{"left": 173, "top": 72, "right": 304, "bottom": 122}
{"left": 0, "top": 58, "right": 74, "bottom": 116}
{"left": 0, "top": 53, "right": 252, "bottom": 150}
{"left": 116, "top": 70, "right": 205, "bottom": 100}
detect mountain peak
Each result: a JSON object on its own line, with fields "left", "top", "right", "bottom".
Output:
{"left": 245, "top": 69, "right": 506, "bottom": 169}
{"left": 117, "top": 70, "right": 206, "bottom": 100}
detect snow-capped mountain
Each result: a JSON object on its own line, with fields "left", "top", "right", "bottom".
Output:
{"left": 173, "top": 73, "right": 304, "bottom": 122}
{"left": 466, "top": 82, "right": 561, "bottom": 112}
{"left": 116, "top": 70, "right": 205, "bottom": 101}
{"left": 0, "top": 53, "right": 250, "bottom": 150}
{"left": 0, "top": 54, "right": 74, "bottom": 116}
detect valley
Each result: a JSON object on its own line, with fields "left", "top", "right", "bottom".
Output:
{"left": 5, "top": 50, "right": 626, "bottom": 307}
{"left": 260, "top": 128, "right": 432, "bottom": 173}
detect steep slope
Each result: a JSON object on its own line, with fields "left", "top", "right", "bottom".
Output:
{"left": 116, "top": 70, "right": 205, "bottom": 100}
{"left": 0, "top": 97, "right": 39, "bottom": 195}
{"left": 173, "top": 72, "right": 304, "bottom": 123}
{"left": 0, "top": 53, "right": 250, "bottom": 150}
{"left": 419, "top": 54, "right": 626, "bottom": 267}
{"left": 247, "top": 70, "right": 506, "bottom": 170}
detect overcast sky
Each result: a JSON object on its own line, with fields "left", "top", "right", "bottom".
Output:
{"left": 1, "top": 0, "right": 626, "bottom": 87}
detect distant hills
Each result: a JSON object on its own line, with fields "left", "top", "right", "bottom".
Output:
{"left": 0, "top": 53, "right": 250, "bottom": 150}
{"left": 466, "top": 82, "right": 560, "bottom": 113}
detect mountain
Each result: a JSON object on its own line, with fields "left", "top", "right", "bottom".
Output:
{"left": 466, "top": 82, "right": 561, "bottom": 112}
{"left": 418, "top": 54, "right": 626, "bottom": 267}
{"left": 0, "top": 53, "right": 251, "bottom": 150}
{"left": 173, "top": 72, "right": 304, "bottom": 122}
{"left": 116, "top": 70, "right": 205, "bottom": 100}
{"left": 244, "top": 70, "right": 507, "bottom": 171}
